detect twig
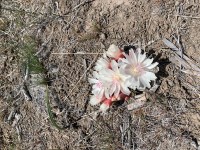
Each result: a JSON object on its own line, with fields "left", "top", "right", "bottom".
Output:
{"left": 72, "top": 0, "right": 94, "bottom": 11}
{"left": 51, "top": 52, "right": 104, "bottom": 55}
{"left": 171, "top": 14, "right": 200, "bottom": 19}
{"left": 83, "top": 59, "right": 87, "bottom": 80}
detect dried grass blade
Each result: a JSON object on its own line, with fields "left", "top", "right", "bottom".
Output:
{"left": 182, "top": 55, "right": 200, "bottom": 72}
{"left": 173, "top": 54, "right": 191, "bottom": 68}
{"left": 162, "top": 38, "right": 179, "bottom": 51}
{"left": 181, "top": 69, "right": 200, "bottom": 77}
{"left": 163, "top": 38, "right": 200, "bottom": 74}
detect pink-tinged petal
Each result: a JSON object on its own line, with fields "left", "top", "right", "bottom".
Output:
{"left": 146, "top": 62, "right": 158, "bottom": 69}
{"left": 109, "top": 82, "right": 116, "bottom": 97}
{"left": 108, "top": 44, "right": 119, "bottom": 52}
{"left": 88, "top": 78, "right": 98, "bottom": 84}
{"left": 117, "top": 92, "right": 130, "bottom": 101}
{"left": 101, "top": 68, "right": 114, "bottom": 77}
{"left": 114, "top": 52, "right": 124, "bottom": 60}
{"left": 129, "top": 49, "right": 137, "bottom": 64}
{"left": 111, "top": 96, "right": 117, "bottom": 101}
{"left": 94, "top": 65, "right": 102, "bottom": 71}
{"left": 118, "top": 57, "right": 128, "bottom": 67}
{"left": 94, "top": 57, "right": 110, "bottom": 71}
{"left": 98, "top": 89, "right": 104, "bottom": 99}
{"left": 125, "top": 96, "right": 130, "bottom": 101}
{"left": 103, "top": 99, "right": 112, "bottom": 106}
{"left": 105, "top": 90, "right": 110, "bottom": 99}
{"left": 122, "top": 53, "right": 129, "bottom": 61}
{"left": 143, "top": 71, "right": 157, "bottom": 80}
{"left": 99, "top": 70, "right": 113, "bottom": 81}
{"left": 110, "top": 60, "right": 119, "bottom": 72}
{"left": 139, "top": 74, "right": 151, "bottom": 88}
{"left": 100, "top": 99, "right": 112, "bottom": 112}
{"left": 126, "top": 55, "right": 134, "bottom": 65}
{"left": 123, "top": 52, "right": 134, "bottom": 65}
{"left": 142, "top": 58, "right": 153, "bottom": 67}
{"left": 89, "top": 95, "right": 102, "bottom": 105}
{"left": 136, "top": 80, "right": 146, "bottom": 91}
{"left": 128, "top": 77, "right": 140, "bottom": 90}
{"left": 135, "top": 78, "right": 140, "bottom": 87}
{"left": 136, "top": 48, "right": 142, "bottom": 54}
{"left": 124, "top": 78, "right": 131, "bottom": 87}
{"left": 93, "top": 71, "right": 99, "bottom": 78}
{"left": 138, "top": 53, "right": 146, "bottom": 63}
{"left": 106, "top": 44, "right": 121, "bottom": 59}
{"left": 91, "top": 88, "right": 99, "bottom": 95}
{"left": 119, "top": 65, "right": 127, "bottom": 75}
{"left": 120, "top": 83, "right": 131, "bottom": 95}
{"left": 102, "top": 52, "right": 107, "bottom": 58}
{"left": 137, "top": 86, "right": 146, "bottom": 91}
{"left": 114, "top": 83, "right": 120, "bottom": 98}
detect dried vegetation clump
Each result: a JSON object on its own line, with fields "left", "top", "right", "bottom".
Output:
{"left": 0, "top": 0, "right": 200, "bottom": 149}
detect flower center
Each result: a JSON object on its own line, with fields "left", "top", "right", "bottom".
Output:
{"left": 131, "top": 64, "right": 143, "bottom": 76}
{"left": 113, "top": 74, "right": 121, "bottom": 83}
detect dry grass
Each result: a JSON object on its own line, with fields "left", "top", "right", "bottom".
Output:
{"left": 0, "top": 0, "right": 200, "bottom": 149}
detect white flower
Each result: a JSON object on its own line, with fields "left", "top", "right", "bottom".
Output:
{"left": 89, "top": 44, "right": 159, "bottom": 112}
{"left": 94, "top": 57, "right": 110, "bottom": 71}
{"left": 88, "top": 71, "right": 110, "bottom": 102}
{"left": 100, "top": 60, "right": 131, "bottom": 98}
{"left": 121, "top": 48, "right": 158, "bottom": 90}
{"left": 106, "top": 44, "right": 123, "bottom": 59}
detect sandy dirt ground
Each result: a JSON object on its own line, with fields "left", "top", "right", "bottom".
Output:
{"left": 0, "top": 0, "right": 200, "bottom": 149}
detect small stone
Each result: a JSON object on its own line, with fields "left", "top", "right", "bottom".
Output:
{"left": 49, "top": 64, "right": 59, "bottom": 73}
{"left": 167, "top": 80, "right": 174, "bottom": 86}
{"left": 100, "top": 42, "right": 106, "bottom": 49}
{"left": 99, "top": 33, "right": 106, "bottom": 40}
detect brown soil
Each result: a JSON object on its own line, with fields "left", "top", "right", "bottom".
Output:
{"left": 0, "top": 0, "right": 200, "bottom": 149}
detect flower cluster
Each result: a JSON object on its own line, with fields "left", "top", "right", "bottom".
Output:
{"left": 89, "top": 44, "right": 158, "bottom": 112}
